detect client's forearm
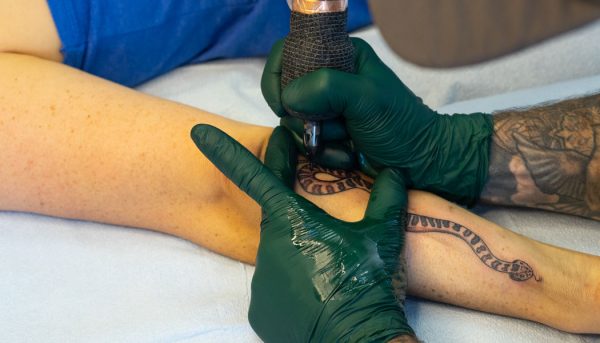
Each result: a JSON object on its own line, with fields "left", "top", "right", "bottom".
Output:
{"left": 480, "top": 94, "right": 600, "bottom": 220}
{"left": 296, "top": 161, "right": 600, "bottom": 334}
{"left": 403, "top": 191, "right": 600, "bottom": 334}
{"left": 2, "top": 52, "right": 599, "bottom": 334}
{"left": 0, "top": 52, "right": 270, "bottom": 262}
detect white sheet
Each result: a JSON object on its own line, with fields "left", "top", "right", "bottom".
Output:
{"left": 139, "top": 20, "right": 600, "bottom": 115}
{"left": 2, "top": 23, "right": 600, "bottom": 343}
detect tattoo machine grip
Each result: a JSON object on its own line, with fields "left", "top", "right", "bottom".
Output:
{"left": 281, "top": 4, "right": 355, "bottom": 159}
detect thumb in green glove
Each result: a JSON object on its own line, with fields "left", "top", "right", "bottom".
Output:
{"left": 191, "top": 124, "right": 415, "bottom": 342}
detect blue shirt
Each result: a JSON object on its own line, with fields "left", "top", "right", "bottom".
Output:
{"left": 47, "top": 0, "right": 372, "bottom": 87}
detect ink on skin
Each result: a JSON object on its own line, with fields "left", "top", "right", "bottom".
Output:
{"left": 297, "top": 158, "right": 542, "bottom": 282}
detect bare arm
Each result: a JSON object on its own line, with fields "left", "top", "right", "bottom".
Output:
{"left": 1, "top": 52, "right": 599, "bottom": 334}
{"left": 1, "top": 2, "right": 599, "bottom": 333}
{"left": 0, "top": 52, "right": 269, "bottom": 263}
{"left": 480, "top": 94, "right": 600, "bottom": 220}
{"left": 0, "top": 0, "right": 62, "bottom": 61}
{"left": 296, "top": 160, "right": 600, "bottom": 334}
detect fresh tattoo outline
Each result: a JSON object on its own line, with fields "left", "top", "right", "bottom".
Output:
{"left": 296, "top": 156, "right": 373, "bottom": 195}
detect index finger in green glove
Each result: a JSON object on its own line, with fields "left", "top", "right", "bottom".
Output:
{"left": 263, "top": 126, "right": 297, "bottom": 189}
{"left": 190, "top": 124, "right": 292, "bottom": 212}
{"left": 363, "top": 168, "right": 408, "bottom": 223}
{"left": 362, "top": 168, "right": 408, "bottom": 278}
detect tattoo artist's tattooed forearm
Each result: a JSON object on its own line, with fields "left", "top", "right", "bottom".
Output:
{"left": 297, "top": 156, "right": 373, "bottom": 195}
{"left": 406, "top": 213, "right": 541, "bottom": 282}
{"left": 481, "top": 93, "right": 600, "bottom": 220}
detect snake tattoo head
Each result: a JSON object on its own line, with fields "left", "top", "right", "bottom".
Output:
{"left": 508, "top": 260, "right": 542, "bottom": 282}
{"left": 406, "top": 213, "right": 542, "bottom": 283}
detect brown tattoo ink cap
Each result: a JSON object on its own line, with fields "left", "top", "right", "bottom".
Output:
{"left": 288, "top": 0, "right": 347, "bottom": 14}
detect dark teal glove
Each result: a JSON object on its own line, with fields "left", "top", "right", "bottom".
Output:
{"left": 191, "top": 124, "right": 414, "bottom": 343}
{"left": 262, "top": 38, "right": 494, "bottom": 206}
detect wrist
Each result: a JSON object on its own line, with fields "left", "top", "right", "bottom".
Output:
{"left": 408, "top": 112, "right": 494, "bottom": 206}
{"left": 320, "top": 318, "right": 415, "bottom": 343}
{"left": 315, "top": 292, "right": 414, "bottom": 342}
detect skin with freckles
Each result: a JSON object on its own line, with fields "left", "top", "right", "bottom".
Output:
{"left": 1, "top": 52, "right": 599, "bottom": 334}
{"left": 191, "top": 125, "right": 415, "bottom": 342}
{"left": 0, "top": 0, "right": 62, "bottom": 61}
{"left": 0, "top": 1, "right": 599, "bottom": 335}
{"left": 300, "top": 172, "right": 600, "bottom": 333}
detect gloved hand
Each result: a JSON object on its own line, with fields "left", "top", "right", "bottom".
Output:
{"left": 191, "top": 124, "right": 415, "bottom": 343}
{"left": 261, "top": 38, "right": 494, "bottom": 206}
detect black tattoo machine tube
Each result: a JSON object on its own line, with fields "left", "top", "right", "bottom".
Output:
{"left": 282, "top": 0, "right": 355, "bottom": 160}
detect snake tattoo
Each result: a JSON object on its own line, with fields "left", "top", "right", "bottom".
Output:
{"left": 297, "top": 159, "right": 542, "bottom": 282}
{"left": 406, "top": 213, "right": 541, "bottom": 282}
{"left": 296, "top": 157, "right": 373, "bottom": 195}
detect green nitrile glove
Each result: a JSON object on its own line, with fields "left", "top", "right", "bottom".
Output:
{"left": 262, "top": 38, "right": 494, "bottom": 206}
{"left": 191, "top": 124, "right": 415, "bottom": 343}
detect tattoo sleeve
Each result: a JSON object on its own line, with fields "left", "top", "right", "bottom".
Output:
{"left": 480, "top": 93, "right": 600, "bottom": 220}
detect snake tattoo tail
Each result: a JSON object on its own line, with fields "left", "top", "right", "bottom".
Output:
{"left": 406, "top": 213, "right": 542, "bottom": 282}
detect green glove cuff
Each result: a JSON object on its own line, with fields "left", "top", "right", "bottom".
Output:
{"left": 316, "top": 283, "right": 415, "bottom": 342}
{"left": 408, "top": 112, "right": 494, "bottom": 207}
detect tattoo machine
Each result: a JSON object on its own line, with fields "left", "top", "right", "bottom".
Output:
{"left": 282, "top": 0, "right": 355, "bottom": 160}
